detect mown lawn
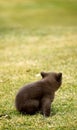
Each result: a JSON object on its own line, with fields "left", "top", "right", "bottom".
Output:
{"left": 0, "top": 0, "right": 77, "bottom": 33}
{"left": 0, "top": 31, "right": 77, "bottom": 130}
{"left": 0, "top": 0, "right": 77, "bottom": 130}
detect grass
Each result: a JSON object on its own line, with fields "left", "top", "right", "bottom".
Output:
{"left": 0, "top": 0, "right": 77, "bottom": 130}
{"left": 0, "top": 0, "right": 77, "bottom": 32}
{"left": 0, "top": 32, "right": 77, "bottom": 130}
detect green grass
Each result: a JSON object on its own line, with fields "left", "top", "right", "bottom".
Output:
{"left": 0, "top": 32, "right": 77, "bottom": 130}
{"left": 0, "top": 0, "right": 77, "bottom": 130}
{"left": 0, "top": 0, "right": 77, "bottom": 33}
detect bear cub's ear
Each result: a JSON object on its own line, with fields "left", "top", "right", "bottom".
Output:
{"left": 40, "top": 72, "right": 47, "bottom": 78}
{"left": 56, "top": 73, "right": 62, "bottom": 82}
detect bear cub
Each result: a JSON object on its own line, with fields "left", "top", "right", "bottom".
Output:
{"left": 15, "top": 71, "right": 62, "bottom": 117}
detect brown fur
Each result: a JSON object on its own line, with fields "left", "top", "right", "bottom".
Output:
{"left": 15, "top": 71, "right": 62, "bottom": 117}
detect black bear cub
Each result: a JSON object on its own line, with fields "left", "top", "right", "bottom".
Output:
{"left": 15, "top": 71, "right": 62, "bottom": 117}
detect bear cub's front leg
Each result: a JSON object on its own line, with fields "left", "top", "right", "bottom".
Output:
{"left": 41, "top": 97, "right": 51, "bottom": 117}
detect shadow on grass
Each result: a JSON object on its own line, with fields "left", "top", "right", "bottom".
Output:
{"left": 0, "top": 105, "right": 59, "bottom": 120}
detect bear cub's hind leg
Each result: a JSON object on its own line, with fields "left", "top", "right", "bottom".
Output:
{"left": 21, "top": 100, "right": 39, "bottom": 115}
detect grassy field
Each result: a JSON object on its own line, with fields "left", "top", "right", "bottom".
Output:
{"left": 0, "top": 0, "right": 77, "bottom": 34}
{"left": 0, "top": 0, "right": 77, "bottom": 130}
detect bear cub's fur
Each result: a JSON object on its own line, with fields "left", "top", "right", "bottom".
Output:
{"left": 15, "top": 71, "right": 62, "bottom": 117}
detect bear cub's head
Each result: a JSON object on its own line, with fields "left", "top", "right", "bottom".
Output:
{"left": 41, "top": 71, "right": 62, "bottom": 91}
